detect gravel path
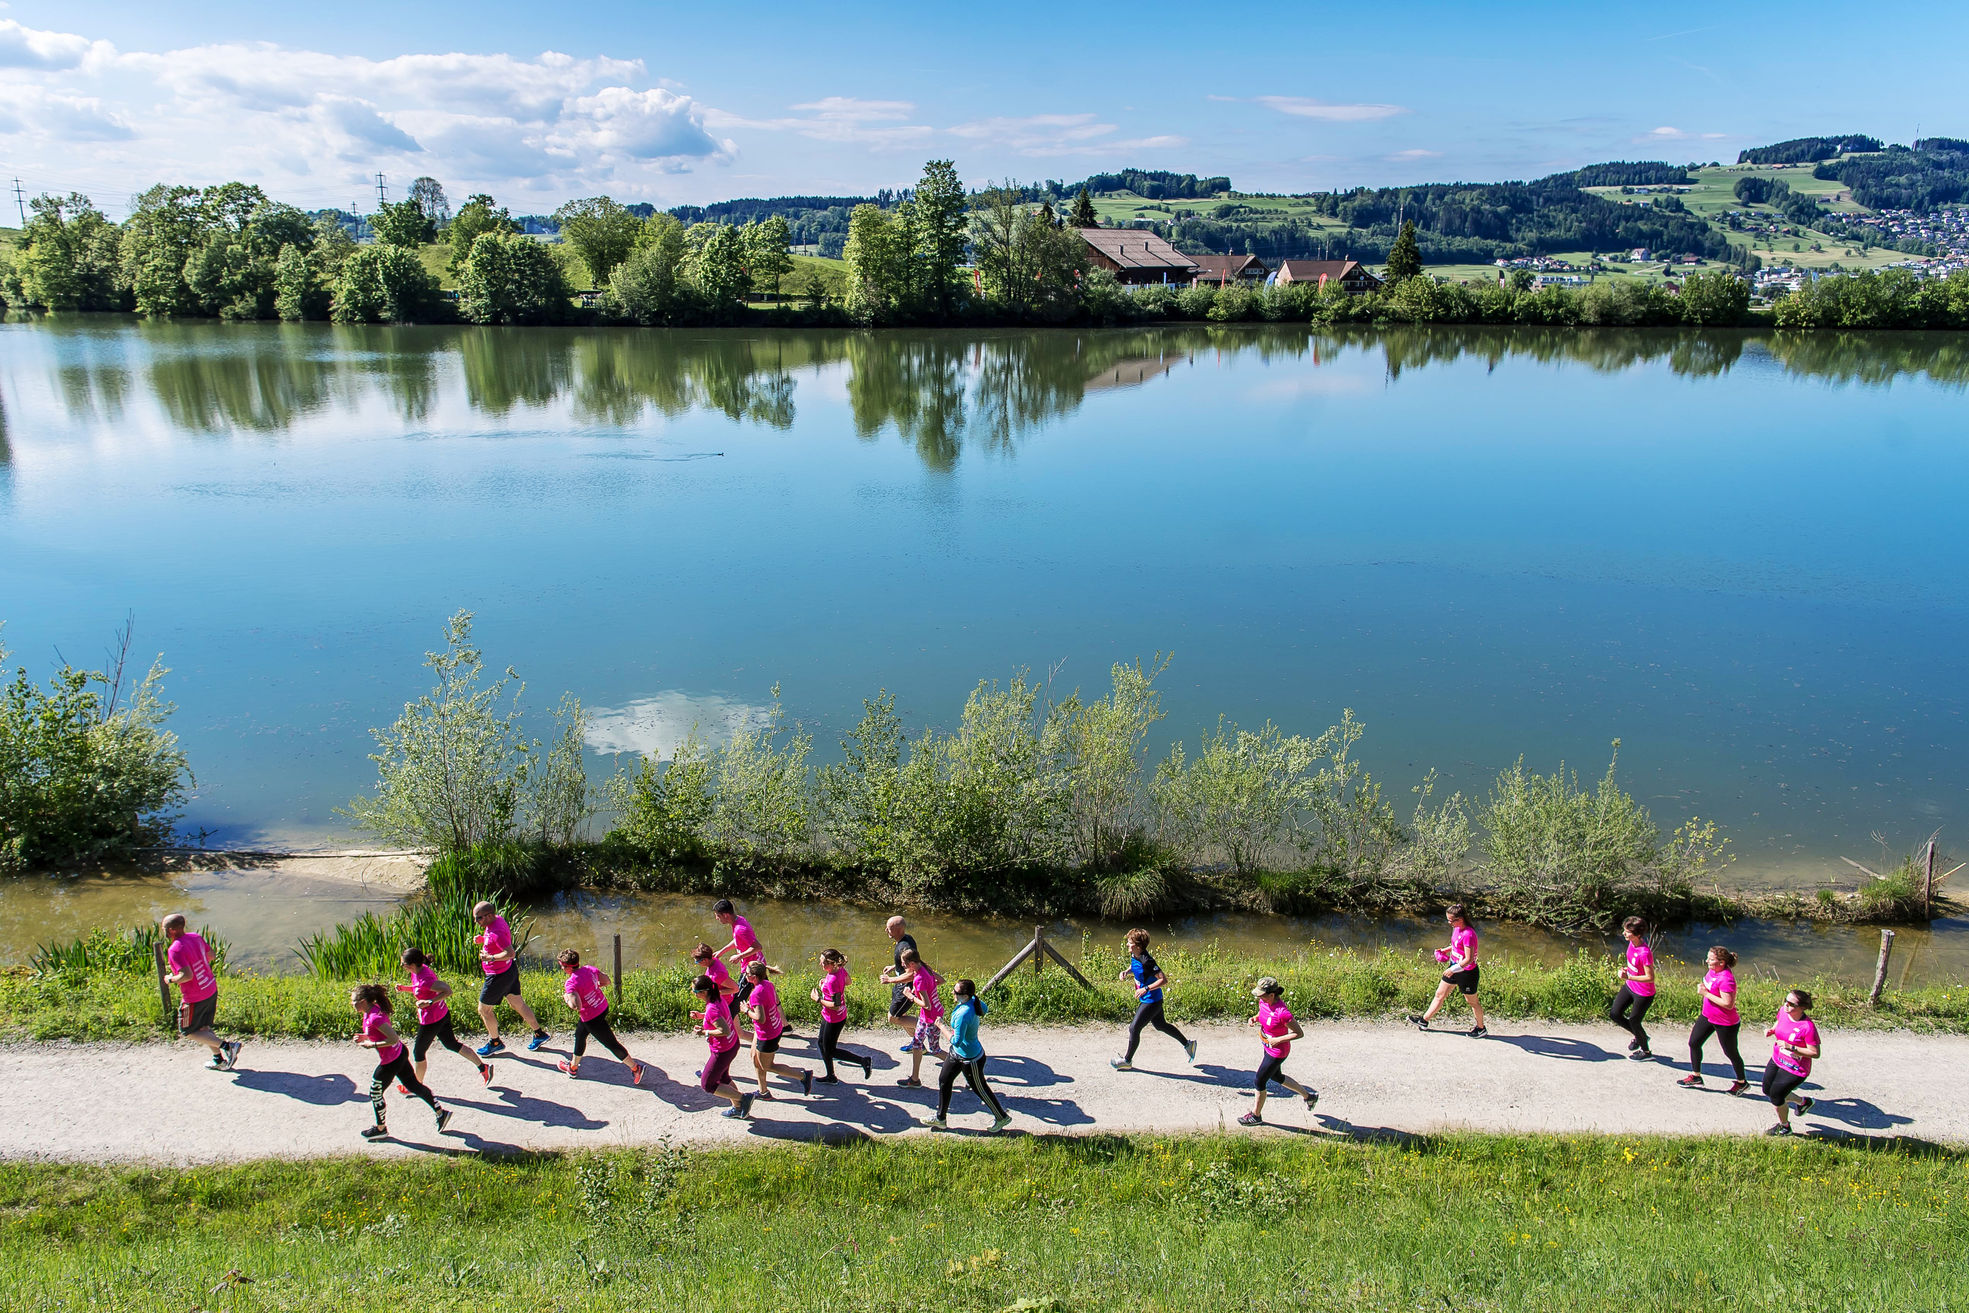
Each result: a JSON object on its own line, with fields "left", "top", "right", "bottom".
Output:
{"left": 3, "top": 1020, "right": 1957, "bottom": 1163}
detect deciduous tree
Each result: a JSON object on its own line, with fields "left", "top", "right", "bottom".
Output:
{"left": 553, "top": 196, "right": 641, "bottom": 287}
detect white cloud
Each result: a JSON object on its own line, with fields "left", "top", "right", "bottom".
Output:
{"left": 1636, "top": 125, "right": 1727, "bottom": 143}
{"left": 1388, "top": 148, "right": 1442, "bottom": 161}
{"left": 555, "top": 87, "right": 733, "bottom": 169}
{"left": 947, "top": 112, "right": 1183, "bottom": 157}
{"left": 0, "top": 85, "right": 131, "bottom": 140}
{"left": 0, "top": 17, "right": 107, "bottom": 70}
{"left": 705, "top": 96, "right": 933, "bottom": 148}
{"left": 1255, "top": 96, "right": 1408, "bottom": 122}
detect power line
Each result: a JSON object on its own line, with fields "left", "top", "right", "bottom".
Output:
{"left": 375, "top": 172, "right": 387, "bottom": 210}
{"left": 11, "top": 178, "right": 24, "bottom": 227}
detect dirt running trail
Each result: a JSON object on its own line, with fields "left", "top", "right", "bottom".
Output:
{"left": 2, "top": 1021, "right": 1958, "bottom": 1163}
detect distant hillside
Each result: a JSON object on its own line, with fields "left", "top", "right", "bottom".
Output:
{"left": 1738, "top": 135, "right": 1883, "bottom": 165}
{"left": 1814, "top": 142, "right": 1969, "bottom": 210}
{"left": 1544, "top": 161, "right": 1691, "bottom": 187}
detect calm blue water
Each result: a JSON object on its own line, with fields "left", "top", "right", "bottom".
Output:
{"left": 2, "top": 320, "right": 1963, "bottom": 878}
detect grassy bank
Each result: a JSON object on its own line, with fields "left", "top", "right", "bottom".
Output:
{"left": 9, "top": 943, "right": 1967, "bottom": 1043}
{"left": 7, "top": 1132, "right": 1966, "bottom": 1312}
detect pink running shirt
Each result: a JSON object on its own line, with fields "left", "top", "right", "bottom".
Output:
{"left": 1700, "top": 969, "right": 1739, "bottom": 1026}
{"left": 1625, "top": 943, "right": 1656, "bottom": 998}
{"left": 1449, "top": 925, "right": 1478, "bottom": 967}
{"left": 749, "top": 979, "right": 785, "bottom": 1041}
{"left": 912, "top": 964, "right": 944, "bottom": 1020}
{"left": 1257, "top": 999, "right": 1293, "bottom": 1058}
{"left": 702, "top": 955, "right": 734, "bottom": 997}
{"left": 1770, "top": 1014, "right": 1819, "bottom": 1077}
{"left": 563, "top": 965, "right": 609, "bottom": 1023}
{"left": 166, "top": 933, "right": 218, "bottom": 1004}
{"left": 730, "top": 915, "right": 762, "bottom": 968}
{"left": 702, "top": 996, "right": 740, "bottom": 1053}
{"left": 363, "top": 1008, "right": 404, "bottom": 1065}
{"left": 820, "top": 967, "right": 849, "bottom": 1024}
{"left": 406, "top": 964, "right": 448, "bottom": 1025}
{"left": 478, "top": 915, "right": 513, "bottom": 976}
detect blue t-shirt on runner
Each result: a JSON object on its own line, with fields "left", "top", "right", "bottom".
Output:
{"left": 949, "top": 995, "right": 986, "bottom": 1061}
{"left": 1129, "top": 953, "right": 1163, "bottom": 1006}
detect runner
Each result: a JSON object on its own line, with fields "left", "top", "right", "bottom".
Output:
{"left": 1609, "top": 916, "right": 1656, "bottom": 1059}
{"left": 691, "top": 942, "right": 738, "bottom": 1010}
{"left": 712, "top": 899, "right": 770, "bottom": 1007}
{"left": 810, "top": 948, "right": 873, "bottom": 1083}
{"left": 1239, "top": 977, "right": 1317, "bottom": 1127}
{"left": 895, "top": 946, "right": 945, "bottom": 1087}
{"left": 693, "top": 973, "right": 754, "bottom": 1119}
{"left": 160, "top": 914, "right": 240, "bottom": 1071}
{"left": 1679, "top": 945, "right": 1749, "bottom": 1093}
{"left": 1110, "top": 929, "right": 1199, "bottom": 1071}
{"left": 1761, "top": 989, "right": 1822, "bottom": 1136}
{"left": 352, "top": 982, "right": 451, "bottom": 1141}
{"left": 472, "top": 900, "right": 549, "bottom": 1057}
{"left": 879, "top": 915, "right": 919, "bottom": 1051}
{"left": 922, "top": 978, "right": 1012, "bottom": 1133}
{"left": 395, "top": 947, "right": 492, "bottom": 1089}
{"left": 1409, "top": 904, "right": 1488, "bottom": 1037}
{"left": 555, "top": 949, "right": 645, "bottom": 1084}
{"left": 739, "top": 960, "right": 811, "bottom": 1098}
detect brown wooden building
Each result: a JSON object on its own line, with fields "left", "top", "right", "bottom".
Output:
{"left": 1075, "top": 227, "right": 1200, "bottom": 285}
{"left": 1189, "top": 253, "right": 1269, "bottom": 286}
{"left": 1274, "top": 259, "right": 1384, "bottom": 293}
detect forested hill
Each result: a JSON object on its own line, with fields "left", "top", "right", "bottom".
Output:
{"left": 1813, "top": 142, "right": 1969, "bottom": 210}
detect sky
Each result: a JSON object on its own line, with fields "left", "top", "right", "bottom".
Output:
{"left": 0, "top": 0, "right": 1964, "bottom": 217}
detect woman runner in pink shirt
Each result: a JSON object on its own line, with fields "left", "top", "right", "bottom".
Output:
{"left": 693, "top": 974, "right": 755, "bottom": 1119}
{"left": 555, "top": 949, "right": 645, "bottom": 1084}
{"left": 1239, "top": 977, "right": 1318, "bottom": 1127}
{"left": 1608, "top": 916, "right": 1657, "bottom": 1060}
{"left": 896, "top": 947, "right": 944, "bottom": 1088}
{"left": 352, "top": 983, "right": 451, "bottom": 1141}
{"left": 740, "top": 960, "right": 812, "bottom": 1098}
{"left": 1678, "top": 945, "right": 1749, "bottom": 1094}
{"left": 691, "top": 942, "right": 739, "bottom": 1010}
{"left": 810, "top": 948, "right": 874, "bottom": 1083}
{"left": 1762, "top": 989, "right": 1822, "bottom": 1136}
{"left": 1410, "top": 904, "right": 1488, "bottom": 1037}
{"left": 395, "top": 947, "right": 492, "bottom": 1089}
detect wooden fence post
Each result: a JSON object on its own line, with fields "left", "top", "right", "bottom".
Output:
{"left": 152, "top": 943, "right": 172, "bottom": 1026}
{"left": 1924, "top": 839, "right": 1937, "bottom": 921}
{"left": 982, "top": 925, "right": 1094, "bottom": 996}
{"left": 613, "top": 933, "right": 624, "bottom": 1008}
{"left": 1034, "top": 926, "right": 1045, "bottom": 979}
{"left": 1870, "top": 929, "right": 1896, "bottom": 1006}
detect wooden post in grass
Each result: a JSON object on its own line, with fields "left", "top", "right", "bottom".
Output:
{"left": 152, "top": 942, "right": 171, "bottom": 1025}
{"left": 612, "top": 934, "right": 623, "bottom": 1008}
{"left": 982, "top": 925, "right": 1094, "bottom": 996}
{"left": 1870, "top": 929, "right": 1896, "bottom": 1006}
{"left": 1924, "top": 839, "right": 1936, "bottom": 921}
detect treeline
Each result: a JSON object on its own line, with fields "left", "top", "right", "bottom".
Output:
{"left": 1771, "top": 267, "right": 1969, "bottom": 329}
{"left": 1739, "top": 135, "right": 1883, "bottom": 165}
{"left": 1812, "top": 142, "right": 1969, "bottom": 211}
{"left": 1545, "top": 161, "right": 1691, "bottom": 187}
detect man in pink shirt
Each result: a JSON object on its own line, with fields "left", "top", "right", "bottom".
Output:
{"left": 161, "top": 913, "right": 241, "bottom": 1071}
{"left": 713, "top": 899, "right": 771, "bottom": 1008}
{"left": 472, "top": 900, "right": 550, "bottom": 1057}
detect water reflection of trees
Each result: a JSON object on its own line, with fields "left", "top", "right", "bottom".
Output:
{"left": 31, "top": 321, "right": 1969, "bottom": 462}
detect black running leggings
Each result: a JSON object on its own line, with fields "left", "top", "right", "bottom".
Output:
{"left": 1609, "top": 985, "right": 1653, "bottom": 1047}
{"left": 372, "top": 1051, "right": 438, "bottom": 1125}
{"left": 413, "top": 1015, "right": 475, "bottom": 1063}
{"left": 1687, "top": 1017, "right": 1745, "bottom": 1081}
{"left": 937, "top": 1054, "right": 1006, "bottom": 1120}
{"left": 1763, "top": 1061, "right": 1808, "bottom": 1108}
{"left": 1123, "top": 999, "right": 1190, "bottom": 1062}
{"left": 573, "top": 1013, "right": 629, "bottom": 1060}
{"left": 818, "top": 1019, "right": 870, "bottom": 1079}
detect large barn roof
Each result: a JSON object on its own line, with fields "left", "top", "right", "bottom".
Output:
{"left": 1075, "top": 227, "right": 1199, "bottom": 272}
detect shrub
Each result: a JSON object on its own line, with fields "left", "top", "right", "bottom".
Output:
{"left": 0, "top": 627, "right": 190, "bottom": 871}
{"left": 330, "top": 244, "right": 441, "bottom": 324}
{"left": 527, "top": 693, "right": 593, "bottom": 847}
{"left": 1205, "top": 283, "right": 1257, "bottom": 321}
{"left": 609, "top": 730, "right": 717, "bottom": 867}
{"left": 1153, "top": 718, "right": 1326, "bottom": 875}
{"left": 1175, "top": 285, "right": 1217, "bottom": 320}
{"left": 1052, "top": 658, "right": 1167, "bottom": 870}
{"left": 458, "top": 232, "right": 572, "bottom": 325}
{"left": 703, "top": 688, "right": 813, "bottom": 874}
{"left": 1080, "top": 269, "right": 1136, "bottom": 325}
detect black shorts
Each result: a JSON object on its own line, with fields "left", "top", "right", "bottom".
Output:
{"left": 180, "top": 994, "right": 217, "bottom": 1034}
{"left": 889, "top": 987, "right": 915, "bottom": 1019}
{"left": 1254, "top": 1052, "right": 1289, "bottom": 1091}
{"left": 754, "top": 1035, "right": 781, "bottom": 1054}
{"left": 413, "top": 1015, "right": 464, "bottom": 1062}
{"left": 1444, "top": 967, "right": 1481, "bottom": 995}
{"left": 1763, "top": 1062, "right": 1809, "bottom": 1108}
{"left": 479, "top": 966, "right": 521, "bottom": 1005}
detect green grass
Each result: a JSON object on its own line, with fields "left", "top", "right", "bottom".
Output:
{"left": 10, "top": 942, "right": 1967, "bottom": 1042}
{"left": 6, "top": 1132, "right": 1966, "bottom": 1311}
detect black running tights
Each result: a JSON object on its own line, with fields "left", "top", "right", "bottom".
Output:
{"left": 1124, "top": 999, "right": 1189, "bottom": 1062}
{"left": 1687, "top": 1017, "right": 1745, "bottom": 1081}
{"left": 372, "top": 1051, "right": 437, "bottom": 1125}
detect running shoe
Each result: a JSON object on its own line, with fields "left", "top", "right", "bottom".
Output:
{"left": 1628, "top": 1048, "right": 1652, "bottom": 1062}
{"left": 396, "top": 1082, "right": 411, "bottom": 1095}
{"left": 1727, "top": 1080, "right": 1750, "bottom": 1096}
{"left": 721, "top": 1104, "right": 746, "bottom": 1118}
{"left": 221, "top": 1040, "right": 242, "bottom": 1070}
{"left": 921, "top": 1115, "right": 948, "bottom": 1131}
{"left": 859, "top": 1057, "right": 873, "bottom": 1078}
{"left": 1764, "top": 1123, "right": 1793, "bottom": 1137}
{"left": 434, "top": 1108, "right": 453, "bottom": 1134}
{"left": 800, "top": 1070, "right": 813, "bottom": 1096}
{"left": 1627, "top": 1038, "right": 1641, "bottom": 1051}
{"left": 1677, "top": 1074, "right": 1705, "bottom": 1087}
{"left": 897, "top": 1076, "right": 922, "bottom": 1088}
{"left": 361, "top": 1125, "right": 389, "bottom": 1140}
{"left": 1109, "top": 1057, "right": 1134, "bottom": 1071}
{"left": 739, "top": 1092, "right": 755, "bottom": 1119}
{"left": 556, "top": 1059, "right": 580, "bottom": 1078}
{"left": 630, "top": 1060, "right": 645, "bottom": 1086}
{"left": 1408, "top": 1014, "right": 1430, "bottom": 1030}
{"left": 526, "top": 1031, "right": 551, "bottom": 1052}
{"left": 1236, "top": 1111, "right": 1263, "bottom": 1127}
{"left": 1184, "top": 1039, "right": 1199, "bottom": 1064}
{"left": 479, "top": 1063, "right": 495, "bottom": 1087}
{"left": 816, "top": 1074, "right": 841, "bottom": 1085}
{"left": 1466, "top": 1026, "right": 1488, "bottom": 1038}
{"left": 476, "top": 1038, "right": 506, "bottom": 1058}
{"left": 990, "top": 1112, "right": 1013, "bottom": 1134}
{"left": 205, "top": 1055, "right": 227, "bottom": 1070}
{"left": 1791, "top": 1096, "right": 1815, "bottom": 1116}
{"left": 1303, "top": 1090, "right": 1319, "bottom": 1112}
{"left": 899, "top": 1040, "right": 916, "bottom": 1052}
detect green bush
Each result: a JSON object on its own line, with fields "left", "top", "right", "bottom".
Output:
{"left": 296, "top": 885, "right": 531, "bottom": 979}
{"left": 330, "top": 244, "right": 441, "bottom": 324}
{"left": 457, "top": 231, "right": 572, "bottom": 325}
{"left": 31, "top": 922, "right": 227, "bottom": 977}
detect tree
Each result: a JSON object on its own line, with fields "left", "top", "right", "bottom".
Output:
{"left": 842, "top": 203, "right": 913, "bottom": 323}
{"left": 1678, "top": 269, "right": 1751, "bottom": 326}
{"left": 744, "top": 215, "right": 794, "bottom": 301}
{"left": 273, "top": 244, "right": 329, "bottom": 321}
{"left": 1385, "top": 219, "right": 1423, "bottom": 282}
{"left": 970, "top": 182, "right": 1080, "bottom": 318}
{"left": 553, "top": 196, "right": 641, "bottom": 287}
{"left": 1070, "top": 186, "right": 1099, "bottom": 228}
{"left": 457, "top": 231, "right": 571, "bottom": 325}
{"left": 912, "top": 159, "right": 968, "bottom": 317}
{"left": 687, "top": 222, "right": 750, "bottom": 320}
{"left": 407, "top": 177, "right": 450, "bottom": 226}
{"left": 7, "top": 193, "right": 122, "bottom": 310}
{"left": 120, "top": 185, "right": 207, "bottom": 316}
{"left": 370, "top": 198, "right": 437, "bottom": 249}
{"left": 330, "top": 244, "right": 440, "bottom": 323}
{"left": 447, "top": 193, "right": 517, "bottom": 270}
{"left": 608, "top": 214, "right": 691, "bottom": 323}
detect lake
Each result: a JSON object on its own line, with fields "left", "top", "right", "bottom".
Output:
{"left": 1, "top": 319, "right": 1964, "bottom": 883}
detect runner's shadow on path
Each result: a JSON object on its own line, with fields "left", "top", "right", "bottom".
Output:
{"left": 231, "top": 1069, "right": 362, "bottom": 1107}
{"left": 1488, "top": 1034, "right": 1620, "bottom": 1063}
{"left": 1803, "top": 1097, "right": 1913, "bottom": 1131}
{"left": 984, "top": 1054, "right": 1066, "bottom": 1089}
{"left": 449, "top": 1088, "right": 608, "bottom": 1130}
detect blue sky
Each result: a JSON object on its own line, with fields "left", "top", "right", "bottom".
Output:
{"left": 1, "top": 0, "right": 1964, "bottom": 216}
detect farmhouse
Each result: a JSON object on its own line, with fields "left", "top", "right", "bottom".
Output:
{"left": 1075, "top": 228, "right": 1200, "bottom": 284}
{"left": 1189, "top": 253, "right": 1269, "bottom": 286}
{"left": 1273, "top": 259, "right": 1384, "bottom": 293}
